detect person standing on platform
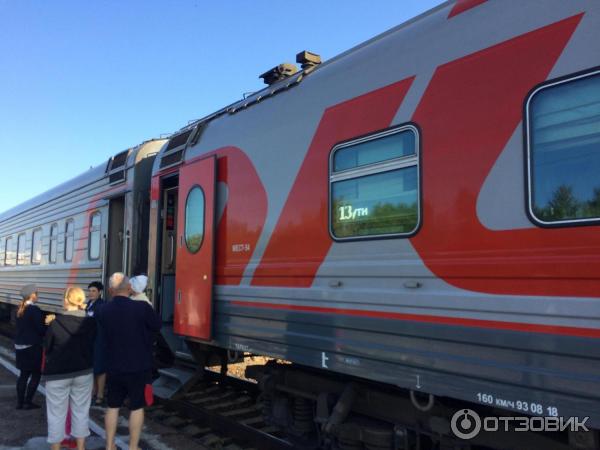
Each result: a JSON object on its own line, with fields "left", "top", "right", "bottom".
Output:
{"left": 14, "top": 284, "right": 46, "bottom": 410}
{"left": 97, "top": 273, "right": 161, "bottom": 450}
{"left": 130, "top": 275, "right": 152, "bottom": 307}
{"left": 44, "top": 287, "right": 96, "bottom": 450}
{"left": 85, "top": 281, "right": 107, "bottom": 405}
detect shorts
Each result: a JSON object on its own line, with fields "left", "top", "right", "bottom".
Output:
{"left": 106, "top": 371, "right": 148, "bottom": 410}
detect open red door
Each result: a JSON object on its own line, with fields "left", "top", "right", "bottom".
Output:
{"left": 174, "top": 156, "right": 216, "bottom": 340}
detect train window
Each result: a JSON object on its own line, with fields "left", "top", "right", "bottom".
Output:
{"left": 184, "top": 186, "right": 205, "bottom": 253}
{"left": 17, "top": 233, "right": 27, "bottom": 265}
{"left": 88, "top": 212, "right": 101, "bottom": 260}
{"left": 329, "top": 125, "right": 420, "bottom": 239}
{"left": 31, "top": 229, "right": 42, "bottom": 264}
{"left": 49, "top": 224, "right": 58, "bottom": 263}
{"left": 4, "top": 237, "right": 14, "bottom": 266}
{"left": 64, "top": 220, "right": 74, "bottom": 262}
{"left": 527, "top": 69, "right": 600, "bottom": 225}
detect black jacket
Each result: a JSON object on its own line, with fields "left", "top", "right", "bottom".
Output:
{"left": 15, "top": 304, "right": 45, "bottom": 346}
{"left": 85, "top": 297, "right": 105, "bottom": 317}
{"left": 97, "top": 296, "right": 161, "bottom": 374}
{"left": 43, "top": 310, "right": 96, "bottom": 380}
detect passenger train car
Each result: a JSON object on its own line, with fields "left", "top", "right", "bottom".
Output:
{"left": 0, "top": 140, "right": 165, "bottom": 311}
{"left": 1, "top": 1, "right": 600, "bottom": 448}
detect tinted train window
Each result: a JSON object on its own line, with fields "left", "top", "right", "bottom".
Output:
{"left": 17, "top": 233, "right": 27, "bottom": 265}
{"left": 89, "top": 212, "right": 101, "bottom": 260}
{"left": 31, "top": 229, "right": 42, "bottom": 264}
{"left": 527, "top": 70, "right": 600, "bottom": 224}
{"left": 49, "top": 224, "right": 58, "bottom": 263}
{"left": 185, "top": 186, "right": 205, "bottom": 253}
{"left": 4, "top": 237, "right": 13, "bottom": 266}
{"left": 65, "top": 220, "right": 74, "bottom": 262}
{"left": 330, "top": 126, "right": 420, "bottom": 239}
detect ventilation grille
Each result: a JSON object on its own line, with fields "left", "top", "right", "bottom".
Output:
{"left": 109, "top": 150, "right": 129, "bottom": 171}
{"left": 159, "top": 150, "right": 184, "bottom": 168}
{"left": 165, "top": 129, "right": 193, "bottom": 152}
{"left": 109, "top": 171, "right": 126, "bottom": 184}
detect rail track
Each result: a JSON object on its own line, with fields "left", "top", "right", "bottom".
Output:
{"left": 151, "top": 371, "right": 298, "bottom": 450}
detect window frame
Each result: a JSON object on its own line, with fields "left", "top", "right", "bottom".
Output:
{"left": 88, "top": 212, "right": 102, "bottom": 261}
{"left": 4, "top": 237, "right": 13, "bottom": 266}
{"left": 328, "top": 123, "right": 422, "bottom": 242}
{"left": 31, "top": 228, "right": 42, "bottom": 265}
{"left": 525, "top": 67, "right": 600, "bottom": 228}
{"left": 184, "top": 184, "right": 206, "bottom": 254}
{"left": 16, "top": 232, "right": 27, "bottom": 265}
{"left": 64, "top": 219, "right": 75, "bottom": 262}
{"left": 49, "top": 223, "right": 58, "bottom": 264}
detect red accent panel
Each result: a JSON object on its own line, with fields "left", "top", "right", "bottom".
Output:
{"left": 410, "top": 15, "right": 594, "bottom": 296}
{"left": 252, "top": 77, "right": 415, "bottom": 287}
{"left": 213, "top": 147, "right": 268, "bottom": 285}
{"left": 232, "top": 300, "right": 600, "bottom": 339}
{"left": 174, "top": 156, "right": 216, "bottom": 340}
{"left": 448, "top": 0, "right": 487, "bottom": 18}
{"left": 151, "top": 176, "right": 160, "bottom": 202}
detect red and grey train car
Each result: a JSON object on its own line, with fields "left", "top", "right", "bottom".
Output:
{"left": 2, "top": 0, "right": 600, "bottom": 448}
{"left": 148, "top": 0, "right": 600, "bottom": 446}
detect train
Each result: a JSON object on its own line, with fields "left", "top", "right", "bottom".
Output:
{"left": 1, "top": 1, "right": 599, "bottom": 448}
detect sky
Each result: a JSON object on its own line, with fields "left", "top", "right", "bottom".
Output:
{"left": 0, "top": 0, "right": 444, "bottom": 213}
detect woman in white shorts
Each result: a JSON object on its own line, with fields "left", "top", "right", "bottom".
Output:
{"left": 44, "top": 287, "right": 96, "bottom": 450}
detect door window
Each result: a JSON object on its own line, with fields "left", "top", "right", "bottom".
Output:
{"left": 185, "top": 186, "right": 205, "bottom": 253}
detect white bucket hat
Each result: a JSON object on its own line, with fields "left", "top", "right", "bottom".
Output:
{"left": 130, "top": 275, "right": 148, "bottom": 294}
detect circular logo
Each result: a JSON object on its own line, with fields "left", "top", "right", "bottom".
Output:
{"left": 451, "top": 408, "right": 482, "bottom": 440}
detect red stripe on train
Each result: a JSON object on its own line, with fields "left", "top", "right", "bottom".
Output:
{"left": 231, "top": 300, "right": 600, "bottom": 339}
{"left": 252, "top": 77, "right": 415, "bottom": 287}
{"left": 448, "top": 0, "right": 487, "bottom": 19}
{"left": 410, "top": 14, "right": 593, "bottom": 297}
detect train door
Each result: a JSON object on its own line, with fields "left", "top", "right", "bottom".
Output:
{"left": 174, "top": 156, "right": 216, "bottom": 341}
{"left": 160, "top": 186, "right": 178, "bottom": 326}
{"left": 155, "top": 180, "right": 193, "bottom": 361}
{"left": 103, "top": 196, "right": 125, "bottom": 290}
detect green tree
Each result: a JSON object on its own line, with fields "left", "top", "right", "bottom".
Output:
{"left": 535, "top": 184, "right": 580, "bottom": 220}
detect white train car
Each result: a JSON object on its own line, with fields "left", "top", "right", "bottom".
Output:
{"left": 0, "top": 139, "right": 165, "bottom": 312}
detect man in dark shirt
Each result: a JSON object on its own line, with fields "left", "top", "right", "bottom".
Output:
{"left": 96, "top": 273, "right": 161, "bottom": 450}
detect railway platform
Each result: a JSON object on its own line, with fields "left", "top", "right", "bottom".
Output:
{"left": 0, "top": 359, "right": 110, "bottom": 450}
{"left": 0, "top": 353, "right": 206, "bottom": 450}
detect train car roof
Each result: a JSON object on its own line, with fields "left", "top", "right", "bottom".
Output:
{"left": 0, "top": 139, "right": 166, "bottom": 224}
{"left": 152, "top": 0, "right": 452, "bottom": 171}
